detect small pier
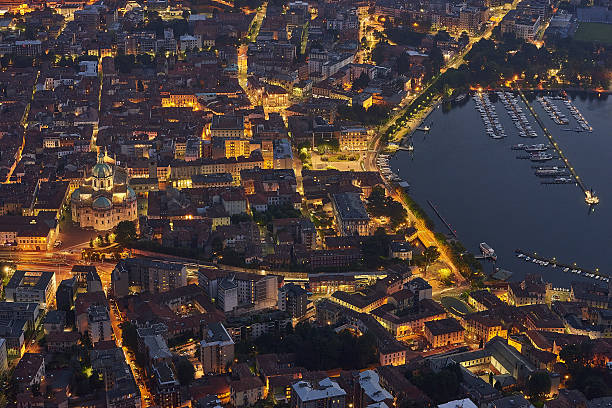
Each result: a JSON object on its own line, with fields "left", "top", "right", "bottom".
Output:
{"left": 516, "top": 87, "right": 599, "bottom": 205}
{"left": 515, "top": 249, "right": 608, "bottom": 282}
{"left": 427, "top": 200, "right": 458, "bottom": 238}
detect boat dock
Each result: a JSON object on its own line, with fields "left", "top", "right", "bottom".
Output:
{"left": 516, "top": 87, "right": 599, "bottom": 205}
{"left": 427, "top": 200, "right": 458, "bottom": 238}
{"left": 541, "top": 179, "right": 575, "bottom": 185}
{"left": 516, "top": 155, "right": 559, "bottom": 160}
{"left": 515, "top": 249, "right": 609, "bottom": 282}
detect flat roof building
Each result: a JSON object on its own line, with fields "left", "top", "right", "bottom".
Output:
{"left": 5, "top": 270, "right": 56, "bottom": 309}
{"left": 331, "top": 192, "right": 370, "bottom": 236}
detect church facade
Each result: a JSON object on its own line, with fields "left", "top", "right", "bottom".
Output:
{"left": 71, "top": 151, "right": 137, "bottom": 231}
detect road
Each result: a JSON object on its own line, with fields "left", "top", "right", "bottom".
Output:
{"left": 0, "top": 249, "right": 115, "bottom": 291}
{"left": 359, "top": 11, "right": 516, "bottom": 286}
{"left": 109, "top": 299, "right": 153, "bottom": 406}
{"left": 245, "top": 2, "right": 268, "bottom": 43}
{"left": 4, "top": 70, "right": 38, "bottom": 184}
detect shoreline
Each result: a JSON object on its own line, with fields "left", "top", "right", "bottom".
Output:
{"left": 365, "top": 97, "right": 469, "bottom": 288}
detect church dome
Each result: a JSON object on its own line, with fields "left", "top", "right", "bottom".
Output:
{"left": 92, "top": 162, "right": 112, "bottom": 179}
{"left": 92, "top": 196, "right": 112, "bottom": 210}
{"left": 127, "top": 186, "right": 136, "bottom": 200}
{"left": 71, "top": 188, "right": 80, "bottom": 202}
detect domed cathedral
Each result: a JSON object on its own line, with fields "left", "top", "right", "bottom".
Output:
{"left": 71, "top": 149, "right": 137, "bottom": 231}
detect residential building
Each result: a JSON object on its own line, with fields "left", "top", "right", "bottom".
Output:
{"left": 201, "top": 322, "right": 234, "bottom": 374}
{"left": 13, "top": 353, "right": 45, "bottom": 393}
{"left": 56, "top": 277, "right": 78, "bottom": 311}
{"left": 111, "top": 258, "right": 188, "bottom": 297}
{"left": 356, "top": 370, "right": 393, "bottom": 408}
{"left": 278, "top": 283, "right": 308, "bottom": 320}
{"left": 87, "top": 304, "right": 113, "bottom": 345}
{"left": 424, "top": 317, "right": 465, "bottom": 349}
{"left": 217, "top": 277, "right": 239, "bottom": 313}
{"left": 468, "top": 290, "right": 504, "bottom": 312}
{"left": 291, "top": 378, "right": 347, "bottom": 408}
{"left": 91, "top": 347, "right": 142, "bottom": 408}
{"left": 153, "top": 362, "right": 182, "bottom": 408}
{"left": 0, "top": 319, "right": 26, "bottom": 356}
{"left": 338, "top": 127, "right": 368, "bottom": 151}
{"left": 46, "top": 331, "right": 81, "bottom": 353}
{"left": 230, "top": 367, "right": 265, "bottom": 407}
{"left": 0, "top": 302, "right": 42, "bottom": 330}
{"left": 210, "top": 115, "right": 245, "bottom": 139}
{"left": 43, "top": 310, "right": 66, "bottom": 333}
{"left": 331, "top": 192, "right": 371, "bottom": 236}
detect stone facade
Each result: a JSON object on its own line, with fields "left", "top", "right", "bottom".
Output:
{"left": 71, "top": 151, "right": 137, "bottom": 231}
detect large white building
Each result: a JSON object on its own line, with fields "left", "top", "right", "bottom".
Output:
{"left": 71, "top": 150, "right": 137, "bottom": 231}
{"left": 291, "top": 378, "right": 346, "bottom": 408}
{"left": 5, "top": 271, "right": 56, "bottom": 309}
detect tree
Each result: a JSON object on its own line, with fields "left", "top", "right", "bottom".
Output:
{"left": 418, "top": 246, "right": 440, "bottom": 276}
{"left": 174, "top": 357, "right": 195, "bottom": 386}
{"left": 526, "top": 371, "right": 551, "bottom": 400}
{"left": 582, "top": 376, "right": 607, "bottom": 399}
{"left": 120, "top": 322, "right": 138, "bottom": 352}
{"left": 115, "top": 221, "right": 137, "bottom": 246}
{"left": 408, "top": 363, "right": 462, "bottom": 404}
{"left": 559, "top": 343, "right": 592, "bottom": 371}
{"left": 366, "top": 186, "right": 407, "bottom": 229}
{"left": 352, "top": 72, "right": 370, "bottom": 91}
{"left": 372, "top": 42, "right": 387, "bottom": 65}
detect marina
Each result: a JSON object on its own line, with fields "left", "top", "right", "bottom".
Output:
{"left": 474, "top": 92, "right": 506, "bottom": 139}
{"left": 376, "top": 154, "right": 404, "bottom": 183}
{"left": 497, "top": 91, "right": 538, "bottom": 138}
{"left": 534, "top": 167, "right": 569, "bottom": 177}
{"left": 390, "top": 92, "right": 612, "bottom": 285}
{"left": 517, "top": 87, "right": 599, "bottom": 204}
{"left": 515, "top": 249, "right": 609, "bottom": 283}
{"left": 537, "top": 96, "right": 569, "bottom": 125}
{"left": 516, "top": 153, "right": 557, "bottom": 161}
{"left": 562, "top": 95, "right": 593, "bottom": 132}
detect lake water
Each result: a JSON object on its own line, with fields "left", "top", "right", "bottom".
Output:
{"left": 390, "top": 92, "right": 612, "bottom": 287}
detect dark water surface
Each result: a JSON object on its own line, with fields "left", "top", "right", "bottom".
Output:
{"left": 390, "top": 92, "right": 612, "bottom": 286}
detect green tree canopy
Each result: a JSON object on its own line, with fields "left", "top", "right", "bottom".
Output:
{"left": 174, "top": 357, "right": 195, "bottom": 386}
{"left": 115, "top": 221, "right": 137, "bottom": 246}
{"left": 526, "top": 371, "right": 551, "bottom": 400}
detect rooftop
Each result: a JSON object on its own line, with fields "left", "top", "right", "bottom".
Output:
{"left": 202, "top": 322, "right": 234, "bottom": 347}
{"left": 292, "top": 378, "right": 346, "bottom": 402}
{"left": 425, "top": 318, "right": 464, "bottom": 336}
{"left": 359, "top": 370, "right": 393, "bottom": 402}
{"left": 6, "top": 270, "right": 54, "bottom": 291}
{"left": 211, "top": 115, "right": 244, "bottom": 130}
{"left": 332, "top": 192, "right": 369, "bottom": 221}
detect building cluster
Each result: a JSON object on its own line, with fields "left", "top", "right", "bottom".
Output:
{"left": 501, "top": 0, "right": 553, "bottom": 40}
{"left": 0, "top": 264, "right": 146, "bottom": 408}
{"left": 1, "top": 240, "right": 612, "bottom": 408}
{"left": 0, "top": 1, "right": 610, "bottom": 408}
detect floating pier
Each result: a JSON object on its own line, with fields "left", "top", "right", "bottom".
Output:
{"left": 427, "top": 200, "right": 458, "bottom": 238}
{"left": 516, "top": 87, "right": 599, "bottom": 205}
{"left": 514, "top": 249, "right": 608, "bottom": 282}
